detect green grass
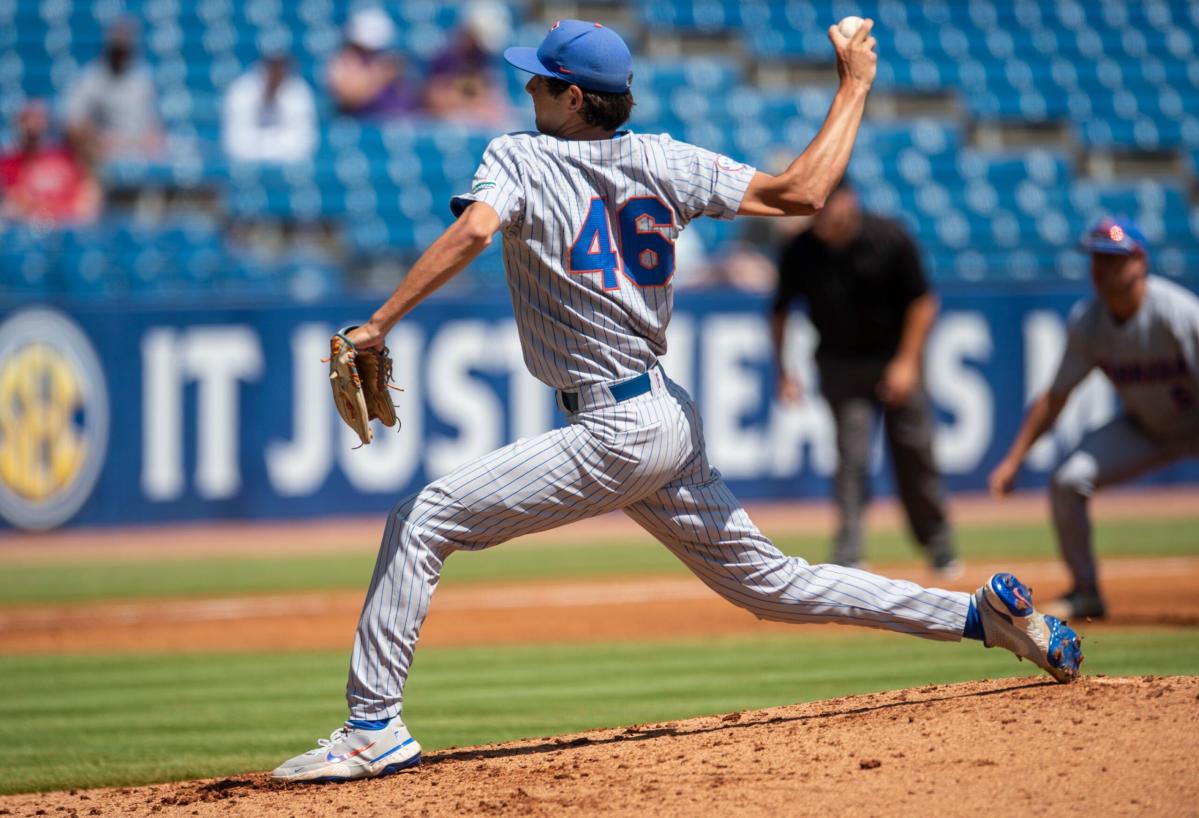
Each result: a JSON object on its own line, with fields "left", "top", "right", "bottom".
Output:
{"left": 1, "top": 517, "right": 1196, "bottom": 606}
{"left": 1, "top": 628, "right": 1197, "bottom": 794}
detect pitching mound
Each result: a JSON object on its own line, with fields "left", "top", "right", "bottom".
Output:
{"left": 4, "top": 675, "right": 1196, "bottom": 817}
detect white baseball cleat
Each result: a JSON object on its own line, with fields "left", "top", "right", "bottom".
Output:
{"left": 271, "top": 719, "right": 421, "bottom": 782}
{"left": 975, "top": 572, "right": 1083, "bottom": 684}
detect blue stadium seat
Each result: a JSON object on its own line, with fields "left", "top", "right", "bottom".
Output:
{"left": 3, "top": 0, "right": 1197, "bottom": 297}
{"left": 0, "top": 227, "right": 56, "bottom": 298}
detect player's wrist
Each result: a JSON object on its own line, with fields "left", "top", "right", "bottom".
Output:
{"left": 367, "top": 314, "right": 393, "bottom": 336}
{"left": 838, "top": 79, "right": 872, "bottom": 101}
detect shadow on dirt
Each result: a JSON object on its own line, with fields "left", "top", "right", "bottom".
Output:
{"left": 420, "top": 678, "right": 1054, "bottom": 767}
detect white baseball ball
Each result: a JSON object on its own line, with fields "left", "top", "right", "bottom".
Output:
{"left": 837, "top": 15, "right": 864, "bottom": 38}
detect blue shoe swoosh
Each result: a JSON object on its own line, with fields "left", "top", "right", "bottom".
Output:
{"left": 368, "top": 737, "right": 416, "bottom": 764}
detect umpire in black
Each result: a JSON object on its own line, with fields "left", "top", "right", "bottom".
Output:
{"left": 770, "top": 179, "right": 959, "bottom": 574}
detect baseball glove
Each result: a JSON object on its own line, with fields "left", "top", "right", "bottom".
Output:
{"left": 328, "top": 326, "right": 400, "bottom": 446}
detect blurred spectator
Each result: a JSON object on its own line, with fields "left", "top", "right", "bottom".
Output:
{"left": 424, "top": 1, "right": 512, "bottom": 126}
{"left": 223, "top": 51, "right": 317, "bottom": 164}
{"left": 769, "top": 179, "right": 959, "bottom": 574}
{"left": 64, "top": 19, "right": 164, "bottom": 161}
{"left": 0, "top": 101, "right": 101, "bottom": 225}
{"left": 327, "top": 8, "right": 420, "bottom": 119}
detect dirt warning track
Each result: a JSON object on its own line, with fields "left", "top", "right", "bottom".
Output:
{"left": 2, "top": 676, "right": 1195, "bottom": 817}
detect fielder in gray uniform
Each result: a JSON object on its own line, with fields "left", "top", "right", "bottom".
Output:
{"left": 990, "top": 217, "right": 1199, "bottom": 620}
{"left": 272, "top": 19, "right": 1082, "bottom": 783}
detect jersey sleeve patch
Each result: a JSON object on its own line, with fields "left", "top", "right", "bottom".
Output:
{"left": 451, "top": 136, "right": 526, "bottom": 229}
{"left": 662, "top": 138, "right": 756, "bottom": 223}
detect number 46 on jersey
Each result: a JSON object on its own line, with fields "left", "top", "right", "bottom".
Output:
{"left": 569, "top": 197, "right": 676, "bottom": 290}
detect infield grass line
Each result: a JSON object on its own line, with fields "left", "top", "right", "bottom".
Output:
{"left": 1, "top": 628, "right": 1197, "bottom": 795}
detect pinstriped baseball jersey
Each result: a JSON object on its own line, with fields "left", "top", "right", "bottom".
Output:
{"left": 450, "top": 130, "right": 757, "bottom": 390}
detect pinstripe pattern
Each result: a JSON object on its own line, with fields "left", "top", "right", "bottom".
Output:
{"left": 347, "top": 373, "right": 969, "bottom": 719}
{"left": 345, "top": 131, "right": 970, "bottom": 720}
{"left": 451, "top": 131, "right": 756, "bottom": 390}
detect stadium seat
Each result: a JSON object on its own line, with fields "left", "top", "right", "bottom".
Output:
{"left": 2, "top": 0, "right": 1197, "bottom": 301}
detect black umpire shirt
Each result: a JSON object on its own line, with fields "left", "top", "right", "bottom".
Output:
{"left": 772, "top": 213, "right": 930, "bottom": 364}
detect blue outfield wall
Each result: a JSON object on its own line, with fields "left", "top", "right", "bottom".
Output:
{"left": 1, "top": 285, "right": 1197, "bottom": 531}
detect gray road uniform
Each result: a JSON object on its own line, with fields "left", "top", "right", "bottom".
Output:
{"left": 345, "top": 131, "right": 972, "bottom": 721}
{"left": 1048, "top": 276, "right": 1199, "bottom": 596}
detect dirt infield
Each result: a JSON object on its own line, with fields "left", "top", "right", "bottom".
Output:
{"left": 3, "top": 675, "right": 1195, "bottom": 817}
{"left": 1, "top": 556, "right": 1195, "bottom": 654}
{"left": 2, "top": 556, "right": 1197, "bottom": 654}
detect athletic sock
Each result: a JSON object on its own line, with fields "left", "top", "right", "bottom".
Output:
{"left": 961, "top": 599, "right": 984, "bottom": 641}
{"left": 346, "top": 718, "right": 391, "bottom": 730}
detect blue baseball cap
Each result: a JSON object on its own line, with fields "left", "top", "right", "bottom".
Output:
{"left": 1079, "top": 216, "right": 1149, "bottom": 256}
{"left": 504, "top": 20, "right": 632, "bottom": 94}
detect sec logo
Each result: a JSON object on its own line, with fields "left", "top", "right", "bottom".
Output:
{"left": 0, "top": 308, "right": 109, "bottom": 530}
{"left": 715, "top": 155, "right": 746, "bottom": 173}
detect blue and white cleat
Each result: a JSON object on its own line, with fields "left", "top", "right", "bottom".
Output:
{"left": 975, "top": 572, "right": 1083, "bottom": 684}
{"left": 271, "top": 719, "right": 421, "bottom": 782}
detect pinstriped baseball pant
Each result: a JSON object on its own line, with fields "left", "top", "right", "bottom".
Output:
{"left": 346, "top": 367, "right": 970, "bottom": 720}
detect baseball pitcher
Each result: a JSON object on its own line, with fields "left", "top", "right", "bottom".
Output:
{"left": 273, "top": 19, "right": 1082, "bottom": 782}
